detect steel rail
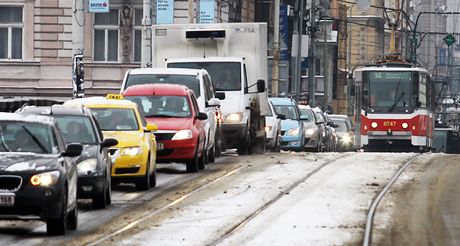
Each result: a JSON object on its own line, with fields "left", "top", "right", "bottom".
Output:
{"left": 86, "top": 165, "right": 245, "bottom": 246}
{"left": 363, "top": 153, "right": 422, "bottom": 246}
{"left": 209, "top": 153, "right": 351, "bottom": 245}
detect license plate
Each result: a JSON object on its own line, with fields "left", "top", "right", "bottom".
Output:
{"left": 0, "top": 193, "right": 15, "bottom": 207}
{"left": 157, "top": 142, "right": 164, "bottom": 151}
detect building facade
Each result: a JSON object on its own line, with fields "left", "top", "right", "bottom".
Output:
{"left": 0, "top": 0, "right": 255, "bottom": 98}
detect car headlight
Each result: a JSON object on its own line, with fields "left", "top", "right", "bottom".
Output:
{"left": 77, "top": 158, "right": 98, "bottom": 175}
{"left": 172, "top": 130, "right": 193, "bottom": 140}
{"left": 341, "top": 134, "right": 352, "bottom": 144}
{"left": 225, "top": 113, "right": 243, "bottom": 123}
{"left": 120, "top": 147, "right": 142, "bottom": 156}
{"left": 30, "top": 170, "right": 60, "bottom": 187}
{"left": 305, "top": 129, "right": 315, "bottom": 135}
{"left": 287, "top": 127, "right": 300, "bottom": 136}
{"left": 265, "top": 125, "right": 273, "bottom": 133}
{"left": 402, "top": 122, "right": 409, "bottom": 129}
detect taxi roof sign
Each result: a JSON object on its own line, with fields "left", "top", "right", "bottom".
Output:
{"left": 106, "top": 94, "right": 124, "bottom": 100}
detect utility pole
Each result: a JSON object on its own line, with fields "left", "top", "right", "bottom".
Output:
{"left": 141, "top": 0, "right": 152, "bottom": 68}
{"left": 294, "top": 0, "right": 304, "bottom": 102}
{"left": 195, "top": 0, "right": 200, "bottom": 23}
{"left": 72, "top": 0, "right": 85, "bottom": 98}
{"left": 322, "top": 23, "right": 328, "bottom": 112}
{"left": 271, "top": 0, "right": 280, "bottom": 96}
{"left": 307, "top": 0, "right": 317, "bottom": 107}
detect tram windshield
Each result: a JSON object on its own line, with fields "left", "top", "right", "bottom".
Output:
{"left": 365, "top": 71, "right": 414, "bottom": 112}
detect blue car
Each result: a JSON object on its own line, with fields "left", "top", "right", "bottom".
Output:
{"left": 268, "top": 97, "right": 304, "bottom": 151}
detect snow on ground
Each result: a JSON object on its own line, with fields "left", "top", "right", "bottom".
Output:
{"left": 117, "top": 152, "right": 417, "bottom": 246}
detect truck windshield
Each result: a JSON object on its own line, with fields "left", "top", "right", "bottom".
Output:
{"left": 168, "top": 62, "right": 241, "bottom": 91}
{"left": 125, "top": 74, "right": 200, "bottom": 97}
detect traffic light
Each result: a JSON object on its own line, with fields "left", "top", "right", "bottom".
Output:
{"left": 72, "top": 54, "right": 85, "bottom": 98}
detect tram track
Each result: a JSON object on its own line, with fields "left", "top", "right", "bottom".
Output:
{"left": 208, "top": 153, "right": 352, "bottom": 245}
{"left": 86, "top": 164, "right": 246, "bottom": 246}
{"left": 362, "top": 153, "right": 423, "bottom": 246}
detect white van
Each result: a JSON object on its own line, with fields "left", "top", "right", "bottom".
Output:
{"left": 120, "top": 68, "right": 224, "bottom": 162}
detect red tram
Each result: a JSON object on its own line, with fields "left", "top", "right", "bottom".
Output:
{"left": 354, "top": 62, "right": 435, "bottom": 151}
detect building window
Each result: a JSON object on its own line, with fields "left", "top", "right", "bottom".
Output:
{"left": 93, "top": 9, "right": 119, "bottom": 62}
{"left": 133, "top": 9, "right": 142, "bottom": 62}
{"left": 0, "top": 6, "right": 23, "bottom": 60}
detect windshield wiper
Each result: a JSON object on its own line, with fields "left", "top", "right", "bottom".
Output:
{"left": 22, "top": 126, "right": 48, "bottom": 153}
{"left": 0, "top": 132, "right": 12, "bottom": 152}
{"left": 145, "top": 114, "right": 174, "bottom": 118}
{"left": 388, "top": 92, "right": 405, "bottom": 112}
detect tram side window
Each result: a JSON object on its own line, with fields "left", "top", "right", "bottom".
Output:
{"left": 419, "top": 73, "right": 427, "bottom": 108}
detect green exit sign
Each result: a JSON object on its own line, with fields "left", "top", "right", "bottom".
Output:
{"left": 444, "top": 34, "right": 456, "bottom": 46}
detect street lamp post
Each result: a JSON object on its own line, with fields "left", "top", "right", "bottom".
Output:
{"left": 346, "top": 0, "right": 358, "bottom": 116}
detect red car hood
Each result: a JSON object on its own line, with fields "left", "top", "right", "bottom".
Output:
{"left": 146, "top": 117, "right": 192, "bottom": 131}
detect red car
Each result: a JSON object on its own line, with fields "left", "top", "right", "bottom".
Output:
{"left": 122, "top": 84, "right": 208, "bottom": 173}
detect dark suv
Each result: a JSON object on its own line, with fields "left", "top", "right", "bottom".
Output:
{"left": 20, "top": 105, "right": 117, "bottom": 209}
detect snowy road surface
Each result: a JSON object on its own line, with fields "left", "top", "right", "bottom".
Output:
{"left": 1, "top": 151, "right": 457, "bottom": 245}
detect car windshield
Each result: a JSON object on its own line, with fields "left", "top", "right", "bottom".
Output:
{"left": 0, "top": 121, "right": 57, "bottom": 154}
{"left": 272, "top": 105, "right": 298, "bottom": 120}
{"left": 331, "top": 120, "right": 348, "bottom": 131}
{"left": 125, "top": 95, "right": 191, "bottom": 118}
{"left": 54, "top": 115, "right": 97, "bottom": 144}
{"left": 168, "top": 62, "right": 241, "bottom": 91}
{"left": 90, "top": 108, "right": 139, "bottom": 131}
{"left": 125, "top": 74, "right": 200, "bottom": 98}
{"left": 299, "top": 108, "right": 314, "bottom": 122}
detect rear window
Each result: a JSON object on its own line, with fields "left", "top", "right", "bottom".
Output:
{"left": 125, "top": 74, "right": 200, "bottom": 97}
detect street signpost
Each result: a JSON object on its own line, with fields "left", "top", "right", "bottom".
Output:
{"left": 444, "top": 34, "right": 456, "bottom": 47}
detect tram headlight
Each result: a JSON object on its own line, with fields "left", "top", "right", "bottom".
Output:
{"left": 402, "top": 122, "right": 409, "bottom": 129}
{"left": 371, "top": 122, "right": 378, "bottom": 129}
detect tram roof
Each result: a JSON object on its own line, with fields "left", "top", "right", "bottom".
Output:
{"left": 355, "top": 66, "right": 428, "bottom": 73}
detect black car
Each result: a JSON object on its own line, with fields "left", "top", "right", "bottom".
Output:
{"left": 0, "top": 112, "right": 82, "bottom": 235}
{"left": 20, "top": 105, "right": 118, "bottom": 209}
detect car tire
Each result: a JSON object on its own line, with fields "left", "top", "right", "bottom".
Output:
{"left": 186, "top": 148, "right": 199, "bottom": 173}
{"left": 46, "top": 187, "right": 68, "bottom": 235}
{"left": 67, "top": 205, "right": 78, "bottom": 231}
{"left": 237, "top": 130, "right": 251, "bottom": 155}
{"left": 208, "top": 145, "right": 216, "bottom": 163}
{"left": 150, "top": 161, "right": 157, "bottom": 188}
{"left": 198, "top": 144, "right": 206, "bottom": 170}
{"left": 93, "top": 173, "right": 109, "bottom": 209}
{"left": 136, "top": 158, "right": 150, "bottom": 191}
{"left": 106, "top": 174, "right": 112, "bottom": 205}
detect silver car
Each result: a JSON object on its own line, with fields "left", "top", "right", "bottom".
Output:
{"left": 329, "top": 114, "right": 354, "bottom": 151}
{"left": 265, "top": 101, "right": 283, "bottom": 151}
{"left": 298, "top": 105, "right": 324, "bottom": 152}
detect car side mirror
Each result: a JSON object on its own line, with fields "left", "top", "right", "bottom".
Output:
{"left": 276, "top": 114, "right": 286, "bottom": 120}
{"left": 63, "top": 143, "right": 83, "bottom": 157}
{"left": 257, "top": 79, "right": 266, "bottom": 93}
{"left": 206, "top": 98, "right": 221, "bottom": 107}
{"left": 145, "top": 123, "right": 158, "bottom": 132}
{"left": 101, "top": 138, "right": 118, "bottom": 148}
{"left": 196, "top": 112, "right": 208, "bottom": 120}
{"left": 299, "top": 115, "right": 309, "bottom": 121}
{"left": 216, "top": 92, "right": 226, "bottom": 100}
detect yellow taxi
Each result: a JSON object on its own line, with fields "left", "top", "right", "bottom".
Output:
{"left": 64, "top": 94, "right": 158, "bottom": 190}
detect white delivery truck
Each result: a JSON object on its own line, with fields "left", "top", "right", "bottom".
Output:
{"left": 152, "top": 23, "right": 270, "bottom": 154}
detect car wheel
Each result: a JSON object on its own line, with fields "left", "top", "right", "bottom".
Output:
{"left": 67, "top": 204, "right": 78, "bottom": 231}
{"left": 208, "top": 145, "right": 216, "bottom": 163}
{"left": 198, "top": 145, "right": 206, "bottom": 170}
{"left": 150, "top": 161, "right": 157, "bottom": 188}
{"left": 106, "top": 173, "right": 112, "bottom": 205}
{"left": 93, "top": 172, "right": 109, "bottom": 209}
{"left": 237, "top": 130, "right": 251, "bottom": 155}
{"left": 186, "top": 148, "right": 199, "bottom": 173}
{"left": 46, "top": 187, "right": 68, "bottom": 235}
{"left": 136, "top": 158, "right": 150, "bottom": 191}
